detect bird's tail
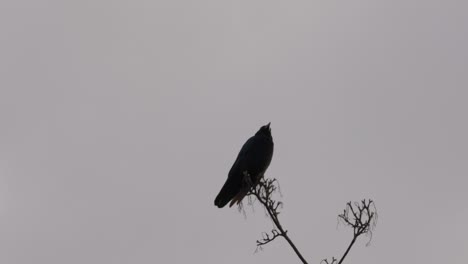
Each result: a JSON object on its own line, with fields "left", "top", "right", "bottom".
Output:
{"left": 214, "top": 177, "right": 240, "bottom": 208}
{"left": 228, "top": 188, "right": 248, "bottom": 207}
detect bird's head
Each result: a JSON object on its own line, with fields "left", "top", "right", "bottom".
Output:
{"left": 255, "top": 122, "right": 272, "bottom": 137}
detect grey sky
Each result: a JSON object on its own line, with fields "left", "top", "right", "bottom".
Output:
{"left": 1, "top": 0, "right": 467, "bottom": 263}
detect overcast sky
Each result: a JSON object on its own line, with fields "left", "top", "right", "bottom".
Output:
{"left": 1, "top": 0, "right": 467, "bottom": 263}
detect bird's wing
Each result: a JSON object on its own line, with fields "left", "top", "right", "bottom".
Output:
{"left": 214, "top": 137, "right": 254, "bottom": 208}
{"left": 227, "top": 136, "right": 255, "bottom": 179}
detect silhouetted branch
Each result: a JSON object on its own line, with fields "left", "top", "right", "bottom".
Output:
{"left": 320, "top": 257, "right": 337, "bottom": 264}
{"left": 256, "top": 229, "right": 282, "bottom": 247}
{"left": 243, "top": 172, "right": 377, "bottom": 264}
{"left": 246, "top": 174, "right": 309, "bottom": 264}
{"left": 321, "top": 199, "right": 377, "bottom": 264}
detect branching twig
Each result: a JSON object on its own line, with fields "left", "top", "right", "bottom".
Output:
{"left": 256, "top": 229, "right": 282, "bottom": 247}
{"left": 245, "top": 173, "right": 309, "bottom": 264}
{"left": 321, "top": 200, "right": 377, "bottom": 264}
{"left": 337, "top": 199, "right": 377, "bottom": 264}
{"left": 242, "top": 172, "right": 377, "bottom": 264}
{"left": 320, "top": 257, "right": 337, "bottom": 264}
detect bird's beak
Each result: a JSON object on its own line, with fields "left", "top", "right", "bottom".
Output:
{"left": 266, "top": 122, "right": 271, "bottom": 129}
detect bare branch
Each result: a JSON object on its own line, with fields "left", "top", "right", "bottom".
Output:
{"left": 245, "top": 174, "right": 309, "bottom": 264}
{"left": 321, "top": 257, "right": 337, "bottom": 264}
{"left": 256, "top": 229, "right": 283, "bottom": 247}
{"left": 241, "top": 172, "right": 377, "bottom": 264}
{"left": 335, "top": 199, "right": 378, "bottom": 264}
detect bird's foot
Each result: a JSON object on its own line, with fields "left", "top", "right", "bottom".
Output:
{"left": 242, "top": 171, "right": 253, "bottom": 188}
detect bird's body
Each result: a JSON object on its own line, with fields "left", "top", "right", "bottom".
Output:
{"left": 214, "top": 123, "right": 274, "bottom": 208}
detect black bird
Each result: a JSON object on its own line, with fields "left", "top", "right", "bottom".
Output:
{"left": 215, "top": 123, "right": 274, "bottom": 208}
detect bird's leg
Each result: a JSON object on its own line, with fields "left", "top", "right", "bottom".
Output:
{"left": 242, "top": 171, "right": 253, "bottom": 189}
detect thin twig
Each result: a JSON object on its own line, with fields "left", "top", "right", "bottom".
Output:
{"left": 246, "top": 176, "right": 309, "bottom": 264}
{"left": 243, "top": 172, "right": 377, "bottom": 264}
{"left": 336, "top": 199, "right": 377, "bottom": 264}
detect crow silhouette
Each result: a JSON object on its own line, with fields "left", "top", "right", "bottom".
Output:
{"left": 215, "top": 123, "right": 274, "bottom": 208}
